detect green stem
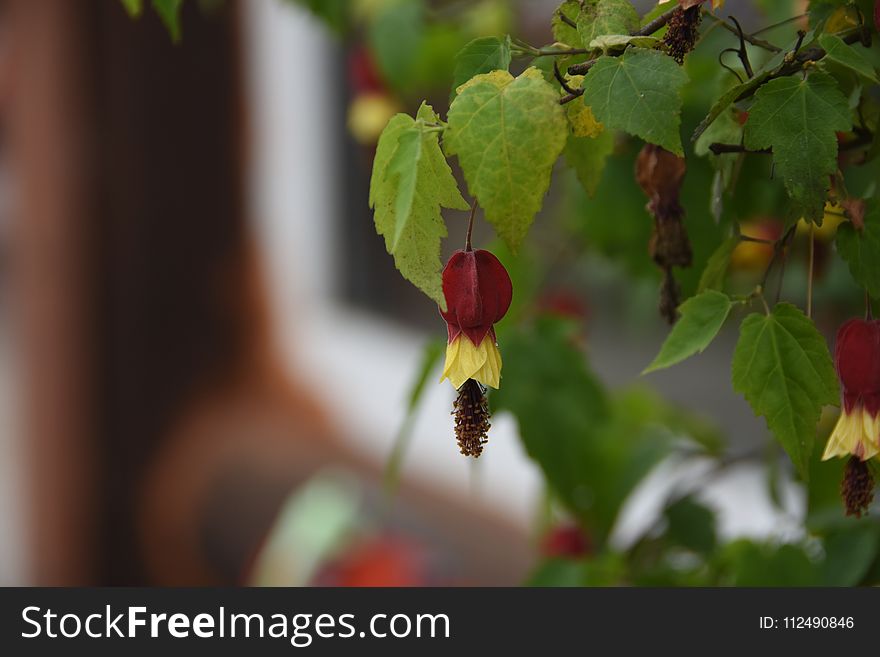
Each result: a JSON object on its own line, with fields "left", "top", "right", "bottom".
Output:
{"left": 531, "top": 47, "right": 591, "bottom": 57}
{"left": 465, "top": 199, "right": 477, "bottom": 251}
{"left": 807, "top": 223, "right": 815, "bottom": 319}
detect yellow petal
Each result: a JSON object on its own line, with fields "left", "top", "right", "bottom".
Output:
{"left": 822, "top": 407, "right": 880, "bottom": 461}
{"left": 440, "top": 335, "right": 503, "bottom": 390}
{"left": 472, "top": 338, "right": 502, "bottom": 389}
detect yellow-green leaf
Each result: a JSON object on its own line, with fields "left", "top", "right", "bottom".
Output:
{"left": 576, "top": 0, "right": 639, "bottom": 46}
{"left": 552, "top": 0, "right": 583, "bottom": 47}
{"left": 565, "top": 76, "right": 604, "bottom": 138}
{"left": 370, "top": 104, "right": 468, "bottom": 308}
{"left": 445, "top": 68, "right": 568, "bottom": 251}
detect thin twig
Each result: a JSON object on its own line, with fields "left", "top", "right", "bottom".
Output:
{"left": 553, "top": 60, "right": 579, "bottom": 95}
{"left": 709, "top": 130, "right": 874, "bottom": 155}
{"left": 728, "top": 16, "right": 754, "bottom": 78}
{"left": 702, "top": 10, "right": 782, "bottom": 52}
{"left": 729, "top": 27, "right": 870, "bottom": 104}
{"left": 740, "top": 234, "right": 774, "bottom": 245}
{"left": 752, "top": 13, "right": 808, "bottom": 36}
{"left": 718, "top": 48, "right": 745, "bottom": 83}
{"left": 640, "top": 6, "right": 678, "bottom": 37}
{"left": 792, "top": 29, "right": 807, "bottom": 55}
{"left": 709, "top": 143, "right": 770, "bottom": 155}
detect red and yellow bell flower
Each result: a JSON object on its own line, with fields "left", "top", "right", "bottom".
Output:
{"left": 822, "top": 317, "right": 879, "bottom": 517}
{"left": 822, "top": 318, "right": 880, "bottom": 462}
{"left": 438, "top": 248, "right": 512, "bottom": 459}
{"left": 439, "top": 249, "right": 512, "bottom": 390}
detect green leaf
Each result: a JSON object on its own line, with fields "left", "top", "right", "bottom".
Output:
{"left": 836, "top": 200, "right": 880, "bottom": 298}
{"left": 743, "top": 72, "right": 852, "bottom": 221}
{"left": 695, "top": 106, "right": 742, "bottom": 175}
{"left": 576, "top": 0, "right": 639, "bottom": 46}
{"left": 494, "top": 319, "right": 677, "bottom": 544}
{"left": 445, "top": 68, "right": 568, "bottom": 251}
{"left": 151, "top": 0, "right": 183, "bottom": 42}
{"left": 491, "top": 318, "right": 612, "bottom": 535}
{"left": 450, "top": 36, "right": 511, "bottom": 101}
{"left": 731, "top": 303, "right": 839, "bottom": 479}
{"left": 383, "top": 337, "right": 445, "bottom": 493}
{"left": 818, "top": 34, "right": 879, "bottom": 83}
{"left": 697, "top": 235, "right": 739, "bottom": 293}
{"left": 665, "top": 496, "right": 717, "bottom": 555}
{"left": 581, "top": 48, "right": 689, "bottom": 155}
{"left": 369, "top": 104, "right": 468, "bottom": 307}
{"left": 552, "top": 0, "right": 583, "bottom": 47}
{"left": 644, "top": 290, "right": 733, "bottom": 373}
{"left": 367, "top": 0, "right": 424, "bottom": 91}
{"left": 563, "top": 129, "right": 615, "bottom": 198}
{"left": 820, "top": 525, "right": 880, "bottom": 586}
{"left": 120, "top": 0, "right": 143, "bottom": 18}
{"left": 692, "top": 29, "right": 823, "bottom": 142}
{"left": 719, "top": 540, "right": 820, "bottom": 586}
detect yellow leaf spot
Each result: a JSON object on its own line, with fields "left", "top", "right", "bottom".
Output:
{"left": 568, "top": 103, "right": 604, "bottom": 138}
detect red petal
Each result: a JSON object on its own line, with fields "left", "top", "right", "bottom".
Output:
{"left": 835, "top": 318, "right": 880, "bottom": 413}
{"left": 440, "top": 249, "right": 512, "bottom": 345}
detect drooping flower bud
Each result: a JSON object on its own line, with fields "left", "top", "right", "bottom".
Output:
{"left": 822, "top": 318, "right": 880, "bottom": 462}
{"left": 835, "top": 318, "right": 880, "bottom": 416}
{"left": 439, "top": 249, "right": 512, "bottom": 390}
{"left": 440, "top": 249, "right": 512, "bottom": 347}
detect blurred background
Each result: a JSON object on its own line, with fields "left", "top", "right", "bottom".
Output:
{"left": 0, "top": 0, "right": 875, "bottom": 586}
